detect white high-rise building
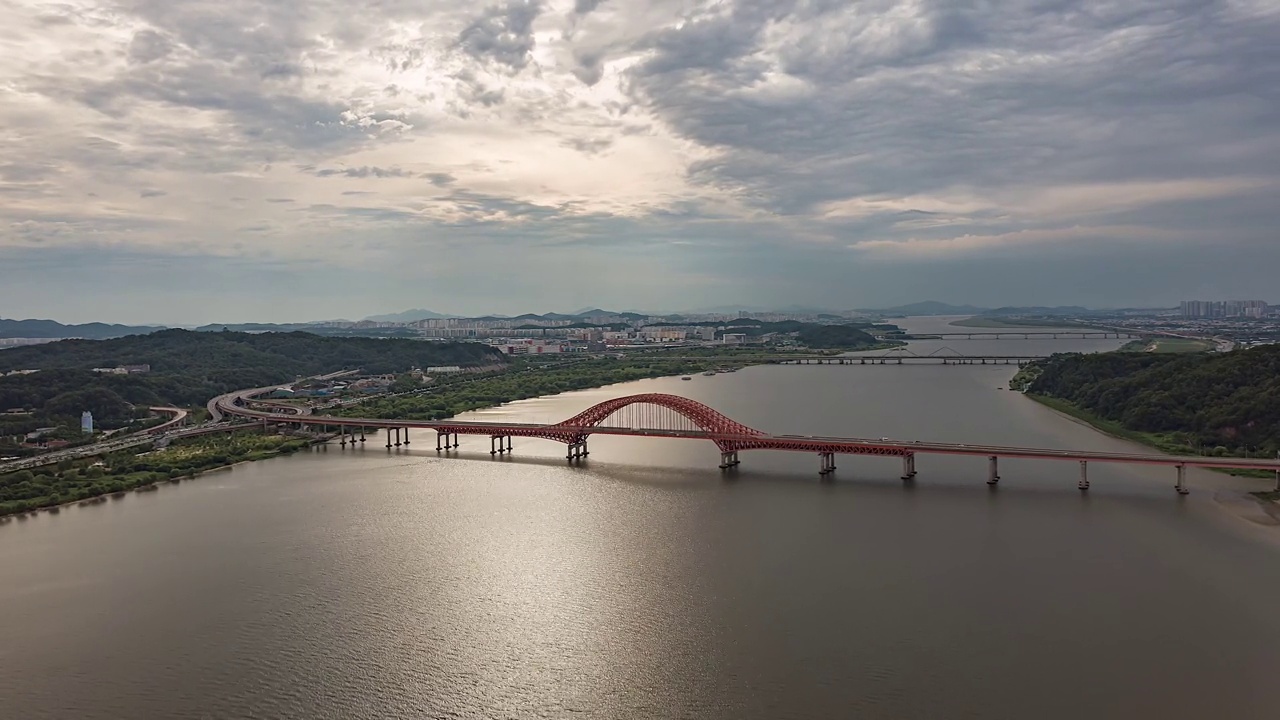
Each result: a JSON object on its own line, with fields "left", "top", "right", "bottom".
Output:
{"left": 81, "top": 411, "right": 94, "bottom": 435}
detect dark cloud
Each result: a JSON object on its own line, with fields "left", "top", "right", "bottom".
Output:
{"left": 307, "top": 166, "right": 415, "bottom": 178}
{"left": 561, "top": 136, "right": 612, "bottom": 154}
{"left": 423, "top": 172, "right": 456, "bottom": 186}
{"left": 126, "top": 30, "right": 174, "bottom": 64}
{"left": 457, "top": 1, "right": 543, "bottom": 70}
{"left": 573, "top": 0, "right": 607, "bottom": 15}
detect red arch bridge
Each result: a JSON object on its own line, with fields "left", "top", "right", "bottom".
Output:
{"left": 216, "top": 391, "right": 1280, "bottom": 496}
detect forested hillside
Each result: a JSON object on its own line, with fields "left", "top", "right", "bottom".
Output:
{"left": 0, "top": 329, "right": 501, "bottom": 375}
{"left": 0, "top": 331, "right": 504, "bottom": 439}
{"left": 1028, "top": 346, "right": 1280, "bottom": 454}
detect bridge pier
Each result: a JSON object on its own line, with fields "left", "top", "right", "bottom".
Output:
{"left": 719, "top": 450, "right": 740, "bottom": 469}
{"left": 386, "top": 428, "right": 393, "bottom": 449}
{"left": 339, "top": 425, "right": 347, "bottom": 446}
{"left": 490, "top": 435, "right": 513, "bottom": 455}
{"left": 901, "top": 453, "right": 917, "bottom": 480}
{"left": 818, "top": 452, "right": 836, "bottom": 476}
{"left": 1176, "top": 464, "right": 1189, "bottom": 495}
{"left": 567, "top": 439, "right": 588, "bottom": 461}
{"left": 1078, "top": 460, "right": 1089, "bottom": 491}
{"left": 359, "top": 429, "right": 365, "bottom": 443}
{"left": 987, "top": 456, "right": 1000, "bottom": 485}
{"left": 403, "top": 428, "right": 409, "bottom": 445}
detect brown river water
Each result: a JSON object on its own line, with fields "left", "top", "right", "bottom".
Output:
{"left": 2, "top": 317, "right": 1278, "bottom": 719}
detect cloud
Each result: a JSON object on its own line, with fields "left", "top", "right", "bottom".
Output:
{"left": 1, "top": 0, "right": 1278, "bottom": 322}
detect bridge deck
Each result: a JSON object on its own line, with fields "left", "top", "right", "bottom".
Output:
{"left": 218, "top": 396, "right": 1280, "bottom": 473}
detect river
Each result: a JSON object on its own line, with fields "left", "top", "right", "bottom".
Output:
{"left": 2, "top": 317, "right": 1279, "bottom": 719}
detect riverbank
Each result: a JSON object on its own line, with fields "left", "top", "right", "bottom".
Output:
{"left": 0, "top": 431, "right": 314, "bottom": 518}
{"left": 1027, "top": 393, "right": 1280, "bottom": 490}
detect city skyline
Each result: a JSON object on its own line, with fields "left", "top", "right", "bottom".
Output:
{"left": 3, "top": 1, "right": 1279, "bottom": 324}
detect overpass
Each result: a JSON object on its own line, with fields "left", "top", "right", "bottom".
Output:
{"left": 216, "top": 391, "right": 1280, "bottom": 496}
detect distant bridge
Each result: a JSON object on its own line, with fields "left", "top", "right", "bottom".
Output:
{"left": 919, "top": 331, "right": 1138, "bottom": 340}
{"left": 216, "top": 390, "right": 1280, "bottom": 496}
{"left": 778, "top": 347, "right": 1046, "bottom": 366}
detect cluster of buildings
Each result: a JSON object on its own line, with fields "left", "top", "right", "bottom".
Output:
{"left": 0, "top": 338, "right": 60, "bottom": 348}
{"left": 488, "top": 325, "right": 738, "bottom": 354}
{"left": 91, "top": 364, "right": 151, "bottom": 375}
{"left": 310, "top": 311, "right": 843, "bottom": 342}
{"left": 1179, "top": 300, "right": 1270, "bottom": 319}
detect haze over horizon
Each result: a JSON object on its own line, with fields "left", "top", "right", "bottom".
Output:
{"left": 3, "top": 1, "right": 1278, "bottom": 325}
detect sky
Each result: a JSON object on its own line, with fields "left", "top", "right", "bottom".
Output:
{"left": 1, "top": 0, "right": 1278, "bottom": 324}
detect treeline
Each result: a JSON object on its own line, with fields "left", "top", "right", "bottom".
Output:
{"left": 0, "top": 329, "right": 503, "bottom": 375}
{"left": 795, "top": 324, "right": 878, "bottom": 349}
{"left": 1028, "top": 346, "right": 1280, "bottom": 454}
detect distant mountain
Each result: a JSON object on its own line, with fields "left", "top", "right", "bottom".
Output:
{"left": 859, "top": 301, "right": 988, "bottom": 316}
{"left": 192, "top": 323, "right": 313, "bottom": 333}
{"left": 0, "top": 318, "right": 163, "bottom": 340}
{"left": 982, "top": 306, "right": 1094, "bottom": 317}
{"left": 363, "top": 309, "right": 451, "bottom": 322}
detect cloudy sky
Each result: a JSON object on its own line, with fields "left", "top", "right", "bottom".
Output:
{"left": 1, "top": 0, "right": 1278, "bottom": 323}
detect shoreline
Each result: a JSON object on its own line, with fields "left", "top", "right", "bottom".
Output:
{"left": 1024, "top": 393, "right": 1280, "bottom": 516}
{"left": 0, "top": 435, "right": 320, "bottom": 521}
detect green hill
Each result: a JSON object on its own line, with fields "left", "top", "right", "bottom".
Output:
{"left": 1028, "top": 346, "right": 1280, "bottom": 455}
{"left": 0, "top": 330, "right": 505, "bottom": 439}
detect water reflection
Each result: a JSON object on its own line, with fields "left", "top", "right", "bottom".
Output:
{"left": 2, "top": 319, "right": 1278, "bottom": 719}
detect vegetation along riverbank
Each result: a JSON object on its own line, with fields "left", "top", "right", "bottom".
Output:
{"left": 0, "top": 431, "right": 312, "bottom": 518}
{"left": 1020, "top": 346, "right": 1280, "bottom": 487}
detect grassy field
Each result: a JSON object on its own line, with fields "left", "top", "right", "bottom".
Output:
{"left": 1118, "top": 338, "right": 1215, "bottom": 353}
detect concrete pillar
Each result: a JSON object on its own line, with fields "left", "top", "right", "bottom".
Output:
{"left": 819, "top": 452, "right": 835, "bottom": 476}
{"left": 339, "top": 425, "right": 347, "bottom": 446}
{"left": 506, "top": 436, "right": 513, "bottom": 453}
{"left": 386, "top": 428, "right": 392, "bottom": 449}
{"left": 403, "top": 428, "right": 409, "bottom": 445}
{"left": 360, "top": 429, "right": 365, "bottom": 443}
{"left": 437, "top": 432, "right": 443, "bottom": 451}
{"left": 987, "top": 456, "right": 1000, "bottom": 485}
{"left": 1175, "top": 464, "right": 1189, "bottom": 495}
{"left": 901, "top": 453, "right": 917, "bottom": 480}
{"left": 394, "top": 428, "right": 401, "bottom": 447}
{"left": 1078, "top": 460, "right": 1089, "bottom": 491}
{"left": 490, "top": 436, "right": 497, "bottom": 455}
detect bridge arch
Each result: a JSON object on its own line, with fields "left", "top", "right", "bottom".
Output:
{"left": 552, "top": 393, "right": 764, "bottom": 450}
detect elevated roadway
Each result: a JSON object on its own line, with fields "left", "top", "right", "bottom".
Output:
{"left": 216, "top": 391, "right": 1280, "bottom": 496}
